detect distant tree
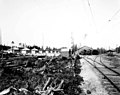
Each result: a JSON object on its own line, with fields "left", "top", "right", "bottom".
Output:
{"left": 83, "top": 50, "right": 86, "bottom": 55}
{"left": 52, "top": 47, "right": 56, "bottom": 52}
{"left": 0, "top": 45, "right": 11, "bottom": 51}
{"left": 97, "top": 48, "right": 106, "bottom": 54}
{"left": 11, "top": 41, "right": 14, "bottom": 44}
{"left": 118, "top": 46, "right": 120, "bottom": 53}
{"left": 27, "top": 46, "right": 33, "bottom": 50}
{"left": 0, "top": 45, "right": 3, "bottom": 51}
{"left": 33, "top": 45, "right": 40, "bottom": 50}
{"left": 19, "top": 43, "right": 22, "bottom": 45}
{"left": 41, "top": 46, "right": 44, "bottom": 51}
{"left": 115, "top": 46, "right": 120, "bottom": 53}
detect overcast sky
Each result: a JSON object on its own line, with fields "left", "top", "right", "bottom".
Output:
{"left": 0, "top": 0, "right": 120, "bottom": 49}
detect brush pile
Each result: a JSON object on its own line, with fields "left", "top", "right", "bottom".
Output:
{"left": 0, "top": 55, "right": 84, "bottom": 95}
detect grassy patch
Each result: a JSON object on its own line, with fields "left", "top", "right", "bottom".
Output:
{"left": 103, "top": 56, "right": 120, "bottom": 67}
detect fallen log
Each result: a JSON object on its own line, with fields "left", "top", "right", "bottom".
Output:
{"left": 43, "top": 77, "right": 51, "bottom": 91}
{"left": 57, "top": 80, "right": 64, "bottom": 89}
{"left": 0, "top": 86, "right": 17, "bottom": 95}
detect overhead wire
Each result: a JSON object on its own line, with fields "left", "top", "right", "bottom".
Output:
{"left": 108, "top": 8, "right": 120, "bottom": 22}
{"left": 86, "top": 0, "right": 98, "bottom": 33}
{"left": 101, "top": 8, "right": 120, "bottom": 31}
{"left": 85, "top": 0, "right": 120, "bottom": 48}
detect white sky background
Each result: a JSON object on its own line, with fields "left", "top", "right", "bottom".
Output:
{"left": 0, "top": 0, "right": 120, "bottom": 49}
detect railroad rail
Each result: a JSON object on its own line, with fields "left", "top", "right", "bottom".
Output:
{"left": 86, "top": 56, "right": 120, "bottom": 76}
{"left": 82, "top": 55, "right": 120, "bottom": 95}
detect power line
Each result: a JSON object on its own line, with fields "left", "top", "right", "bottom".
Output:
{"left": 86, "top": 0, "right": 98, "bottom": 33}
{"left": 108, "top": 8, "right": 120, "bottom": 22}
{"left": 101, "top": 8, "right": 120, "bottom": 32}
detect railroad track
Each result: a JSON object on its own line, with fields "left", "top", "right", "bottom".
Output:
{"left": 83, "top": 55, "right": 120, "bottom": 95}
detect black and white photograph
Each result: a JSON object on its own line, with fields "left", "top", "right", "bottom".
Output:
{"left": 0, "top": 0, "right": 120, "bottom": 95}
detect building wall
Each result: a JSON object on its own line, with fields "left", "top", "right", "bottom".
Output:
{"left": 21, "top": 50, "right": 26, "bottom": 54}
{"left": 60, "top": 48, "right": 69, "bottom": 57}
{"left": 60, "top": 51, "right": 69, "bottom": 57}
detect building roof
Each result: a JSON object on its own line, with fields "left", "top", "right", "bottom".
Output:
{"left": 13, "top": 47, "right": 19, "bottom": 50}
{"left": 61, "top": 48, "right": 69, "bottom": 52}
{"left": 22, "top": 47, "right": 30, "bottom": 51}
{"left": 106, "top": 50, "right": 115, "bottom": 52}
{"left": 32, "top": 48, "right": 38, "bottom": 51}
{"left": 78, "top": 46, "right": 93, "bottom": 52}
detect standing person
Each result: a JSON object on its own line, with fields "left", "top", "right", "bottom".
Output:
{"left": 69, "top": 49, "right": 72, "bottom": 57}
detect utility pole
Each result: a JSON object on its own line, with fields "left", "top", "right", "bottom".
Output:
{"left": 71, "top": 32, "right": 74, "bottom": 47}
{"left": 71, "top": 32, "right": 75, "bottom": 55}
{"left": 84, "top": 34, "right": 87, "bottom": 46}
{"left": 42, "top": 32, "right": 44, "bottom": 50}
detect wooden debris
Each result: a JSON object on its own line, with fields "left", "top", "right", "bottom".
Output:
{"left": 0, "top": 55, "right": 84, "bottom": 95}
